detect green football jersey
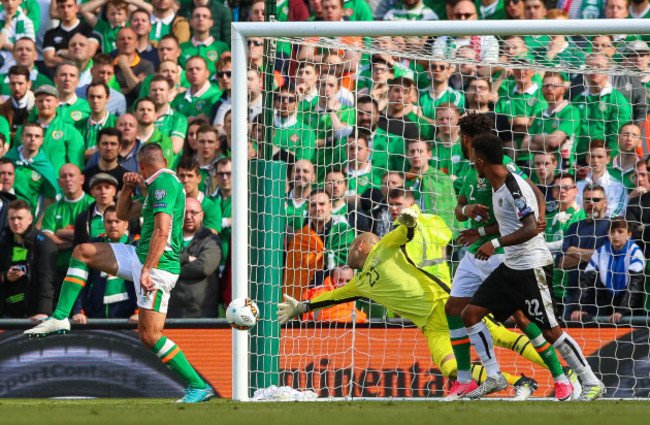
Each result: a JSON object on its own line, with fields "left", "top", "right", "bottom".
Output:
{"left": 198, "top": 192, "right": 222, "bottom": 233}
{"left": 42, "top": 193, "right": 94, "bottom": 268}
{"left": 137, "top": 169, "right": 185, "bottom": 274}
{"left": 210, "top": 188, "right": 231, "bottom": 261}
{"left": 94, "top": 19, "right": 122, "bottom": 53}
{"left": 286, "top": 195, "right": 308, "bottom": 233}
{"left": 608, "top": 156, "right": 637, "bottom": 191}
{"left": 273, "top": 114, "right": 316, "bottom": 162}
{"left": 475, "top": 0, "right": 507, "bottom": 19}
{"left": 572, "top": 86, "right": 632, "bottom": 159}
{"left": 77, "top": 113, "right": 117, "bottom": 149}
{"left": 172, "top": 82, "right": 223, "bottom": 118}
{"left": 154, "top": 108, "right": 188, "bottom": 141}
{"left": 419, "top": 86, "right": 465, "bottom": 120}
{"left": 459, "top": 156, "right": 526, "bottom": 254}
{"left": 179, "top": 38, "right": 229, "bottom": 76}
{"left": 528, "top": 101, "right": 580, "bottom": 166}
{"left": 15, "top": 116, "right": 85, "bottom": 173}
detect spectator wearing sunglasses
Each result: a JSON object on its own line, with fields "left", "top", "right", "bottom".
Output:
{"left": 504, "top": 0, "right": 525, "bottom": 18}
{"left": 557, "top": 184, "right": 611, "bottom": 318}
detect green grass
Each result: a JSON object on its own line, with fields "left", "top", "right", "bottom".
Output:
{"left": 0, "top": 399, "right": 648, "bottom": 425}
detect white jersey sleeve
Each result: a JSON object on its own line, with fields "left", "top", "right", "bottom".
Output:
{"left": 492, "top": 173, "right": 553, "bottom": 270}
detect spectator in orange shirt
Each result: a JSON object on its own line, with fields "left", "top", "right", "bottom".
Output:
{"left": 302, "top": 266, "right": 368, "bottom": 323}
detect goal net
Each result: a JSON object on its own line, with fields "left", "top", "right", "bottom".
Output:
{"left": 232, "top": 20, "right": 650, "bottom": 400}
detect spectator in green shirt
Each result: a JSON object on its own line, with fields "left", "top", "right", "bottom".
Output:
{"left": 53, "top": 61, "right": 91, "bottom": 127}
{"left": 0, "top": 38, "right": 51, "bottom": 98}
{"left": 133, "top": 97, "right": 174, "bottom": 164}
{"left": 420, "top": 59, "right": 465, "bottom": 131}
{"left": 404, "top": 139, "right": 455, "bottom": 230}
{"left": 176, "top": 156, "right": 222, "bottom": 235}
{"left": 79, "top": 0, "right": 128, "bottom": 54}
{"left": 286, "top": 159, "right": 315, "bottom": 233}
{"left": 172, "top": 55, "right": 222, "bottom": 119}
{"left": 5, "top": 123, "right": 59, "bottom": 220}
{"left": 179, "top": 6, "right": 229, "bottom": 78}
{"left": 195, "top": 124, "right": 223, "bottom": 192}
{"left": 572, "top": 53, "right": 632, "bottom": 159}
{"left": 150, "top": 75, "right": 187, "bottom": 156}
{"left": 524, "top": 72, "right": 580, "bottom": 171}
{"left": 77, "top": 82, "right": 117, "bottom": 162}
{"left": 344, "top": 128, "right": 381, "bottom": 197}
{"left": 41, "top": 163, "right": 94, "bottom": 284}
{"left": 16, "top": 84, "right": 85, "bottom": 173}
{"left": 272, "top": 85, "right": 316, "bottom": 163}
{"left": 296, "top": 62, "right": 319, "bottom": 114}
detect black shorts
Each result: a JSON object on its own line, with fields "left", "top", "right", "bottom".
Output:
{"left": 469, "top": 263, "right": 559, "bottom": 329}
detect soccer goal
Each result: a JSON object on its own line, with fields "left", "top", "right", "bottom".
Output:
{"left": 231, "top": 19, "right": 650, "bottom": 401}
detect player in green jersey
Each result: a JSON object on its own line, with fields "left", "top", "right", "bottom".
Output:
{"left": 444, "top": 114, "right": 577, "bottom": 400}
{"left": 24, "top": 143, "right": 214, "bottom": 403}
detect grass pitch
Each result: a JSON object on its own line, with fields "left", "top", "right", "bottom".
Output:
{"left": 0, "top": 399, "right": 647, "bottom": 425}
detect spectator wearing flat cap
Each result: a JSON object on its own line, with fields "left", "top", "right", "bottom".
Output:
{"left": 73, "top": 172, "right": 119, "bottom": 245}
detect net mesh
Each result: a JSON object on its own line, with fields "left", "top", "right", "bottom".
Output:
{"left": 245, "top": 31, "right": 650, "bottom": 399}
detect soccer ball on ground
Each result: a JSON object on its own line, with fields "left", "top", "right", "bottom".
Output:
{"left": 226, "top": 298, "right": 259, "bottom": 330}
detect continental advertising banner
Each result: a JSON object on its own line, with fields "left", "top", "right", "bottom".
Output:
{"left": 0, "top": 327, "right": 647, "bottom": 398}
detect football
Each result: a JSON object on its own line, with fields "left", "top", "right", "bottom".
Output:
{"left": 226, "top": 298, "right": 260, "bottom": 330}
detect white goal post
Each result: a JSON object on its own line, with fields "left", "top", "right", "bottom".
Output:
{"left": 230, "top": 19, "right": 650, "bottom": 401}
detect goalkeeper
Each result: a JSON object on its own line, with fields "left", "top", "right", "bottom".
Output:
{"left": 278, "top": 208, "right": 549, "bottom": 399}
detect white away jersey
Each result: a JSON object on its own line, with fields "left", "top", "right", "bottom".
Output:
{"left": 492, "top": 172, "right": 553, "bottom": 270}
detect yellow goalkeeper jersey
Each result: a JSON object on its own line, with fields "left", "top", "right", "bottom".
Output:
{"left": 309, "top": 216, "right": 452, "bottom": 329}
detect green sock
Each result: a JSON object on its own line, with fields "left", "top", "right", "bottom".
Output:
{"left": 447, "top": 315, "right": 472, "bottom": 383}
{"left": 52, "top": 258, "right": 89, "bottom": 320}
{"left": 523, "top": 323, "right": 563, "bottom": 378}
{"left": 152, "top": 336, "right": 206, "bottom": 389}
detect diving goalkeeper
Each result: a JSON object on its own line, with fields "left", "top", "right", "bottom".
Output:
{"left": 278, "top": 208, "right": 551, "bottom": 400}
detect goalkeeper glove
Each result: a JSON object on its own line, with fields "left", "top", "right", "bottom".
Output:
{"left": 277, "top": 294, "right": 308, "bottom": 325}
{"left": 397, "top": 208, "right": 418, "bottom": 228}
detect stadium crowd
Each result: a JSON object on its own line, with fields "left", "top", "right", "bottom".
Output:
{"left": 0, "top": 0, "right": 649, "bottom": 325}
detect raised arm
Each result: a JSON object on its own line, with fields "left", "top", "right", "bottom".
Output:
{"left": 116, "top": 172, "right": 143, "bottom": 221}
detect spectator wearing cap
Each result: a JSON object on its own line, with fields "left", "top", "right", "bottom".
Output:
{"left": 73, "top": 172, "right": 118, "bottom": 245}
{"left": 15, "top": 84, "right": 85, "bottom": 173}
{"left": 41, "top": 163, "right": 94, "bottom": 292}
{"left": 167, "top": 197, "right": 222, "bottom": 318}
{"left": 0, "top": 38, "right": 52, "bottom": 98}
{"left": 82, "top": 127, "right": 127, "bottom": 194}
{"left": 0, "top": 199, "right": 58, "bottom": 319}
{"left": 0, "top": 65, "right": 34, "bottom": 141}
{"left": 71, "top": 205, "right": 138, "bottom": 322}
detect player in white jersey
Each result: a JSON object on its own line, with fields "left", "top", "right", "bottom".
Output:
{"left": 461, "top": 134, "right": 606, "bottom": 401}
